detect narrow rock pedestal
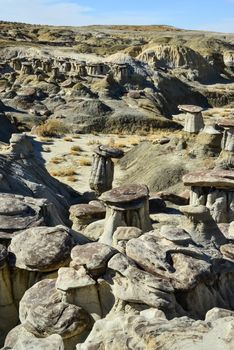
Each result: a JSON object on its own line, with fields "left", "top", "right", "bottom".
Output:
{"left": 178, "top": 104, "right": 204, "bottom": 133}
{"left": 89, "top": 145, "right": 124, "bottom": 196}
{"left": 98, "top": 184, "right": 152, "bottom": 246}
{"left": 216, "top": 119, "right": 234, "bottom": 167}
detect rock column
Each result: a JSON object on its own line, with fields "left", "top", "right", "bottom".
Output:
{"left": 178, "top": 104, "right": 204, "bottom": 133}
{"left": 99, "top": 184, "right": 152, "bottom": 246}
{"left": 89, "top": 146, "right": 124, "bottom": 196}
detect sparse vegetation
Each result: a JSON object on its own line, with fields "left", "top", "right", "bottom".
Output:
{"left": 35, "top": 120, "right": 68, "bottom": 137}
{"left": 50, "top": 167, "right": 76, "bottom": 177}
{"left": 50, "top": 156, "right": 65, "bottom": 164}
{"left": 87, "top": 139, "right": 101, "bottom": 145}
{"left": 67, "top": 175, "right": 77, "bottom": 182}
{"left": 79, "top": 158, "right": 92, "bottom": 166}
{"left": 64, "top": 136, "right": 73, "bottom": 142}
{"left": 71, "top": 145, "right": 83, "bottom": 152}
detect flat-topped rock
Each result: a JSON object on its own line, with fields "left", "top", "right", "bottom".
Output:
{"left": 0, "top": 194, "right": 48, "bottom": 236}
{"left": 217, "top": 119, "right": 234, "bottom": 128}
{"left": 160, "top": 225, "right": 192, "bottom": 244}
{"left": 70, "top": 242, "right": 116, "bottom": 275}
{"left": 95, "top": 145, "right": 124, "bottom": 158}
{"left": 99, "top": 184, "right": 149, "bottom": 204}
{"left": 56, "top": 266, "right": 95, "bottom": 292}
{"left": 9, "top": 225, "right": 73, "bottom": 272}
{"left": 183, "top": 170, "right": 234, "bottom": 189}
{"left": 178, "top": 104, "right": 204, "bottom": 113}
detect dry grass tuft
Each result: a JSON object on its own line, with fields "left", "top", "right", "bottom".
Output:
{"left": 50, "top": 156, "right": 65, "bottom": 164}
{"left": 87, "top": 139, "right": 101, "bottom": 145}
{"left": 50, "top": 167, "right": 76, "bottom": 177}
{"left": 128, "top": 136, "right": 140, "bottom": 146}
{"left": 39, "top": 137, "right": 53, "bottom": 143}
{"left": 67, "top": 175, "right": 77, "bottom": 182}
{"left": 79, "top": 158, "right": 92, "bottom": 166}
{"left": 35, "top": 120, "right": 68, "bottom": 137}
{"left": 72, "top": 134, "right": 81, "bottom": 139}
{"left": 64, "top": 136, "right": 73, "bottom": 142}
{"left": 71, "top": 145, "right": 83, "bottom": 152}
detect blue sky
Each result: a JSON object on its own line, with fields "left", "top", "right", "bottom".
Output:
{"left": 1, "top": 0, "right": 234, "bottom": 33}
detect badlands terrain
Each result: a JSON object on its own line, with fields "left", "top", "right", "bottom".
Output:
{"left": 0, "top": 21, "right": 233, "bottom": 349}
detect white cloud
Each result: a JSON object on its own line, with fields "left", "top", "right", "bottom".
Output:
{"left": 0, "top": 0, "right": 94, "bottom": 26}
{"left": 0, "top": 0, "right": 174, "bottom": 27}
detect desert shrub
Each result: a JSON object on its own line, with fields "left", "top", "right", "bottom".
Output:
{"left": 71, "top": 145, "right": 83, "bottom": 152}
{"left": 50, "top": 167, "right": 76, "bottom": 177}
{"left": 50, "top": 156, "right": 65, "bottom": 164}
{"left": 67, "top": 175, "right": 77, "bottom": 182}
{"left": 35, "top": 119, "right": 68, "bottom": 137}
{"left": 87, "top": 139, "right": 100, "bottom": 145}
{"left": 79, "top": 158, "right": 91, "bottom": 166}
{"left": 64, "top": 136, "right": 73, "bottom": 142}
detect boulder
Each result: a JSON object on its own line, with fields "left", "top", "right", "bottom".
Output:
{"left": 9, "top": 225, "right": 73, "bottom": 272}
{"left": 70, "top": 242, "right": 116, "bottom": 277}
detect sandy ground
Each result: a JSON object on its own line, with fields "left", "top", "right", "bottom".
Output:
{"left": 32, "top": 133, "right": 142, "bottom": 194}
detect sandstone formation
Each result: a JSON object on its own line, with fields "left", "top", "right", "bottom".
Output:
{"left": 1, "top": 20, "right": 234, "bottom": 350}
{"left": 99, "top": 184, "right": 152, "bottom": 245}
{"left": 89, "top": 146, "right": 124, "bottom": 195}
{"left": 178, "top": 104, "right": 204, "bottom": 133}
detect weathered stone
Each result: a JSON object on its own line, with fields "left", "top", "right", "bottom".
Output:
{"left": 19, "top": 278, "right": 90, "bottom": 343}
{"left": 178, "top": 104, "right": 204, "bottom": 133}
{"left": 89, "top": 146, "right": 124, "bottom": 195}
{"left": 5, "top": 326, "right": 64, "bottom": 350}
{"left": 179, "top": 205, "right": 226, "bottom": 245}
{"left": 99, "top": 184, "right": 152, "bottom": 246}
{"left": 70, "top": 204, "right": 106, "bottom": 231}
{"left": 112, "top": 226, "right": 143, "bottom": 253}
{"left": 183, "top": 170, "right": 234, "bottom": 189}
{"left": 55, "top": 266, "right": 102, "bottom": 321}
{"left": 108, "top": 253, "right": 175, "bottom": 313}
{"left": 160, "top": 225, "right": 192, "bottom": 244}
{"left": 77, "top": 310, "right": 234, "bottom": 350}
{"left": 9, "top": 225, "right": 73, "bottom": 272}
{"left": 0, "top": 194, "right": 50, "bottom": 242}
{"left": 70, "top": 243, "right": 116, "bottom": 276}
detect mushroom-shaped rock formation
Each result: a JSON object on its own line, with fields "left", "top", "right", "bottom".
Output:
{"left": 178, "top": 104, "right": 204, "bottom": 133}
{"left": 17, "top": 279, "right": 90, "bottom": 349}
{"left": 216, "top": 118, "right": 234, "bottom": 167}
{"left": 69, "top": 203, "right": 106, "bottom": 232}
{"left": 56, "top": 266, "right": 102, "bottom": 321}
{"left": 99, "top": 184, "right": 152, "bottom": 245}
{"left": 179, "top": 205, "right": 226, "bottom": 246}
{"left": 0, "top": 194, "right": 50, "bottom": 243}
{"left": 196, "top": 125, "right": 222, "bottom": 155}
{"left": 9, "top": 225, "right": 73, "bottom": 272}
{"left": 183, "top": 170, "right": 234, "bottom": 223}
{"left": 89, "top": 145, "right": 124, "bottom": 195}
